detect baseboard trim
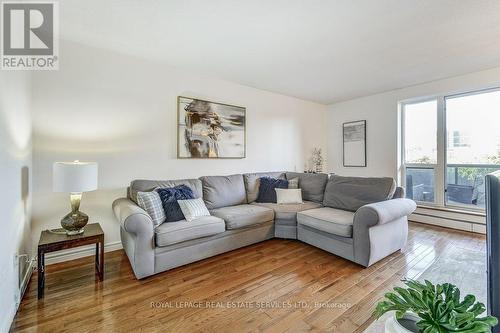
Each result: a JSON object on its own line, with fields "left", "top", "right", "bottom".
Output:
{"left": 44, "top": 241, "right": 123, "bottom": 265}
{"left": 9, "top": 257, "right": 35, "bottom": 332}
{"left": 18, "top": 259, "right": 34, "bottom": 305}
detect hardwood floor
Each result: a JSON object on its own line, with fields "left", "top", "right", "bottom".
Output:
{"left": 12, "top": 222, "right": 486, "bottom": 333}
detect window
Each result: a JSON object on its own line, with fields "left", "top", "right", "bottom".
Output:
{"left": 404, "top": 100, "right": 437, "bottom": 164}
{"left": 402, "top": 99, "right": 437, "bottom": 203}
{"left": 401, "top": 88, "right": 500, "bottom": 211}
{"left": 445, "top": 90, "right": 500, "bottom": 209}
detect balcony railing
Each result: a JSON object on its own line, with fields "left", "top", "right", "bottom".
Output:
{"left": 405, "top": 163, "right": 500, "bottom": 210}
{"left": 446, "top": 164, "right": 500, "bottom": 209}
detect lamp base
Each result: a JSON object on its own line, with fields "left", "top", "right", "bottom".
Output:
{"left": 61, "top": 211, "right": 88, "bottom": 235}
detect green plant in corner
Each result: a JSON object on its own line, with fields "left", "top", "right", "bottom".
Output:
{"left": 374, "top": 279, "right": 498, "bottom": 333}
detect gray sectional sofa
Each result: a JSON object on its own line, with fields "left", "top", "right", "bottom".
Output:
{"left": 112, "top": 172, "right": 416, "bottom": 279}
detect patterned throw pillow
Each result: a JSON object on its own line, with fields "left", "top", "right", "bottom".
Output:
{"left": 178, "top": 198, "right": 211, "bottom": 222}
{"left": 256, "top": 177, "right": 289, "bottom": 203}
{"left": 288, "top": 177, "right": 299, "bottom": 189}
{"left": 156, "top": 185, "right": 195, "bottom": 222}
{"left": 136, "top": 191, "right": 166, "bottom": 227}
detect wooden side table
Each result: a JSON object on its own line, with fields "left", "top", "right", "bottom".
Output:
{"left": 37, "top": 223, "right": 104, "bottom": 299}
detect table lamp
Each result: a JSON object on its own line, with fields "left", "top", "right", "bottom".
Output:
{"left": 53, "top": 161, "right": 98, "bottom": 235}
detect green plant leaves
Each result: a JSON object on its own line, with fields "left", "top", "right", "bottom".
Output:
{"left": 372, "top": 279, "right": 498, "bottom": 332}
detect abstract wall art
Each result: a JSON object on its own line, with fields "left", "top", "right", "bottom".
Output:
{"left": 177, "top": 96, "right": 246, "bottom": 158}
{"left": 343, "top": 120, "right": 366, "bottom": 167}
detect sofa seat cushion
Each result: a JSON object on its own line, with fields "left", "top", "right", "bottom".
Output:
{"left": 210, "top": 204, "right": 274, "bottom": 230}
{"left": 252, "top": 201, "right": 322, "bottom": 223}
{"left": 297, "top": 207, "right": 354, "bottom": 238}
{"left": 155, "top": 216, "right": 225, "bottom": 247}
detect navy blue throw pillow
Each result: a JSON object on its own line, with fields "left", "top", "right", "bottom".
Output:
{"left": 256, "top": 177, "right": 289, "bottom": 203}
{"left": 156, "top": 185, "right": 195, "bottom": 222}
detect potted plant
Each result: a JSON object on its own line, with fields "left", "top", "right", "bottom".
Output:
{"left": 374, "top": 279, "right": 498, "bottom": 333}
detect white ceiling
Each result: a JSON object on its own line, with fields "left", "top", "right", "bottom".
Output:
{"left": 60, "top": 0, "right": 500, "bottom": 104}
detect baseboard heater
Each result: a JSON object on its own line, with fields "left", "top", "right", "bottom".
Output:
{"left": 409, "top": 206, "right": 486, "bottom": 234}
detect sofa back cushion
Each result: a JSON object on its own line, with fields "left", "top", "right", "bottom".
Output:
{"left": 128, "top": 178, "right": 202, "bottom": 204}
{"left": 243, "top": 171, "right": 285, "bottom": 203}
{"left": 200, "top": 174, "right": 247, "bottom": 209}
{"left": 323, "top": 175, "right": 396, "bottom": 211}
{"left": 285, "top": 172, "right": 328, "bottom": 203}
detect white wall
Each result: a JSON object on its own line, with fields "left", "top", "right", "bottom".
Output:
{"left": 0, "top": 72, "right": 32, "bottom": 332}
{"left": 327, "top": 67, "right": 500, "bottom": 178}
{"left": 31, "top": 41, "right": 327, "bottom": 256}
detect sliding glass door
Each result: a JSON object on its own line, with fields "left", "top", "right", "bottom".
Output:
{"left": 401, "top": 88, "right": 500, "bottom": 211}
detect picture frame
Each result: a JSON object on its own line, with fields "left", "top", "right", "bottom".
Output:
{"left": 343, "top": 120, "right": 366, "bottom": 167}
{"left": 177, "top": 96, "right": 246, "bottom": 159}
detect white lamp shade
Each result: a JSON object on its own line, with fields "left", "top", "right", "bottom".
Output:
{"left": 53, "top": 161, "right": 98, "bottom": 193}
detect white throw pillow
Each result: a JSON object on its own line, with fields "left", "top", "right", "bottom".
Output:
{"left": 275, "top": 188, "right": 303, "bottom": 204}
{"left": 178, "top": 198, "right": 211, "bottom": 222}
{"left": 137, "top": 191, "right": 166, "bottom": 227}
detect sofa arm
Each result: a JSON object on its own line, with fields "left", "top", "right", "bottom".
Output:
{"left": 112, "top": 198, "right": 155, "bottom": 279}
{"left": 112, "top": 198, "right": 154, "bottom": 234}
{"left": 353, "top": 198, "right": 416, "bottom": 267}
{"left": 355, "top": 198, "right": 416, "bottom": 226}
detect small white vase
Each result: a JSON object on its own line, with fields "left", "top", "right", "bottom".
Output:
{"left": 384, "top": 313, "right": 420, "bottom": 333}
